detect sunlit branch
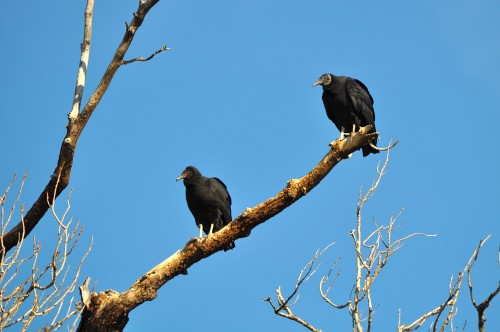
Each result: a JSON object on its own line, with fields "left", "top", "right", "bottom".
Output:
{"left": 0, "top": 0, "right": 164, "bottom": 256}
{"left": 70, "top": 0, "right": 94, "bottom": 119}
{"left": 76, "top": 125, "right": 380, "bottom": 331}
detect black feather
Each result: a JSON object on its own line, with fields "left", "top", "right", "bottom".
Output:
{"left": 315, "top": 74, "right": 379, "bottom": 157}
{"left": 177, "top": 166, "right": 235, "bottom": 251}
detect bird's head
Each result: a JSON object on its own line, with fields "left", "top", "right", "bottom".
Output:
{"left": 176, "top": 166, "right": 201, "bottom": 182}
{"left": 312, "top": 73, "right": 332, "bottom": 87}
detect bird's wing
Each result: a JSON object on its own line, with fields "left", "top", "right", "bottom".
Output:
{"left": 212, "top": 177, "right": 232, "bottom": 206}
{"left": 209, "top": 178, "right": 232, "bottom": 223}
{"left": 346, "top": 79, "right": 376, "bottom": 126}
{"left": 322, "top": 92, "right": 342, "bottom": 131}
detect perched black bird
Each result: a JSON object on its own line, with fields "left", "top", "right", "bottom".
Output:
{"left": 313, "top": 73, "right": 379, "bottom": 157}
{"left": 176, "top": 166, "right": 235, "bottom": 251}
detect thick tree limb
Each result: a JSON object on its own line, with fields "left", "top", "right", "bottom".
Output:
{"left": 0, "top": 0, "right": 162, "bottom": 255}
{"left": 76, "top": 127, "right": 379, "bottom": 332}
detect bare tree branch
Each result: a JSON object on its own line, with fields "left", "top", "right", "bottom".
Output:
{"left": 122, "top": 45, "right": 171, "bottom": 65}
{"left": 76, "top": 128, "right": 377, "bottom": 331}
{"left": 315, "top": 151, "right": 434, "bottom": 332}
{"left": 398, "top": 235, "right": 492, "bottom": 332}
{"left": 263, "top": 290, "right": 322, "bottom": 332}
{"left": 0, "top": 0, "right": 164, "bottom": 255}
{"left": 319, "top": 257, "right": 349, "bottom": 309}
{"left": 264, "top": 244, "right": 333, "bottom": 332}
{"left": 349, "top": 150, "right": 394, "bottom": 332}
{"left": 70, "top": 0, "right": 94, "bottom": 119}
{"left": 278, "top": 244, "right": 333, "bottom": 313}
{"left": 467, "top": 236, "right": 499, "bottom": 332}
{"left": 0, "top": 175, "right": 92, "bottom": 331}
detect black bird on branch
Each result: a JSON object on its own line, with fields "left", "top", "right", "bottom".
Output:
{"left": 313, "top": 73, "right": 379, "bottom": 157}
{"left": 176, "top": 166, "right": 235, "bottom": 251}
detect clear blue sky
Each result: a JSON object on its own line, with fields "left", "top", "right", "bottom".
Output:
{"left": 1, "top": 1, "right": 499, "bottom": 331}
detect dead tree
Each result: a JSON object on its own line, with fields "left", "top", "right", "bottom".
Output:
{"left": 265, "top": 153, "right": 499, "bottom": 331}
{"left": 264, "top": 245, "right": 333, "bottom": 332}
{"left": 0, "top": 0, "right": 168, "bottom": 255}
{"left": 0, "top": 174, "right": 91, "bottom": 331}
{"left": 1, "top": 1, "right": 395, "bottom": 331}
{"left": 75, "top": 130, "right": 379, "bottom": 331}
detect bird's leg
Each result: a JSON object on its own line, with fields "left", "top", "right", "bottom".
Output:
{"left": 351, "top": 124, "right": 356, "bottom": 136}
{"left": 339, "top": 127, "right": 346, "bottom": 140}
{"left": 209, "top": 223, "right": 214, "bottom": 235}
{"left": 199, "top": 224, "right": 203, "bottom": 239}
{"left": 341, "top": 125, "right": 355, "bottom": 159}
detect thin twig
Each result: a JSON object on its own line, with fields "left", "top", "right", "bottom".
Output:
{"left": 0, "top": 175, "right": 91, "bottom": 330}
{"left": 399, "top": 235, "right": 492, "bottom": 331}
{"left": 319, "top": 257, "right": 350, "bottom": 309}
{"left": 122, "top": 45, "right": 170, "bottom": 65}
{"left": 264, "top": 244, "right": 333, "bottom": 332}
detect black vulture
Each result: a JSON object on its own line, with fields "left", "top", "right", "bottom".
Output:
{"left": 313, "top": 73, "right": 379, "bottom": 157}
{"left": 176, "top": 166, "right": 235, "bottom": 251}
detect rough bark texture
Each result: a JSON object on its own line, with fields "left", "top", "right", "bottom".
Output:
{"left": 0, "top": 0, "right": 160, "bottom": 255}
{"left": 76, "top": 127, "right": 379, "bottom": 332}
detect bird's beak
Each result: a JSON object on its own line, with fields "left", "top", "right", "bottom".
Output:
{"left": 312, "top": 80, "right": 322, "bottom": 87}
{"left": 176, "top": 174, "right": 185, "bottom": 182}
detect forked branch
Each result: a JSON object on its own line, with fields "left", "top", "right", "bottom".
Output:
{"left": 319, "top": 257, "right": 349, "bottom": 309}
{"left": 0, "top": 0, "right": 165, "bottom": 255}
{"left": 1, "top": 175, "right": 92, "bottom": 331}
{"left": 348, "top": 149, "right": 426, "bottom": 331}
{"left": 467, "top": 236, "right": 499, "bottom": 332}
{"left": 264, "top": 244, "right": 333, "bottom": 332}
{"left": 283, "top": 151, "right": 434, "bottom": 332}
{"left": 398, "top": 235, "right": 493, "bottom": 332}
